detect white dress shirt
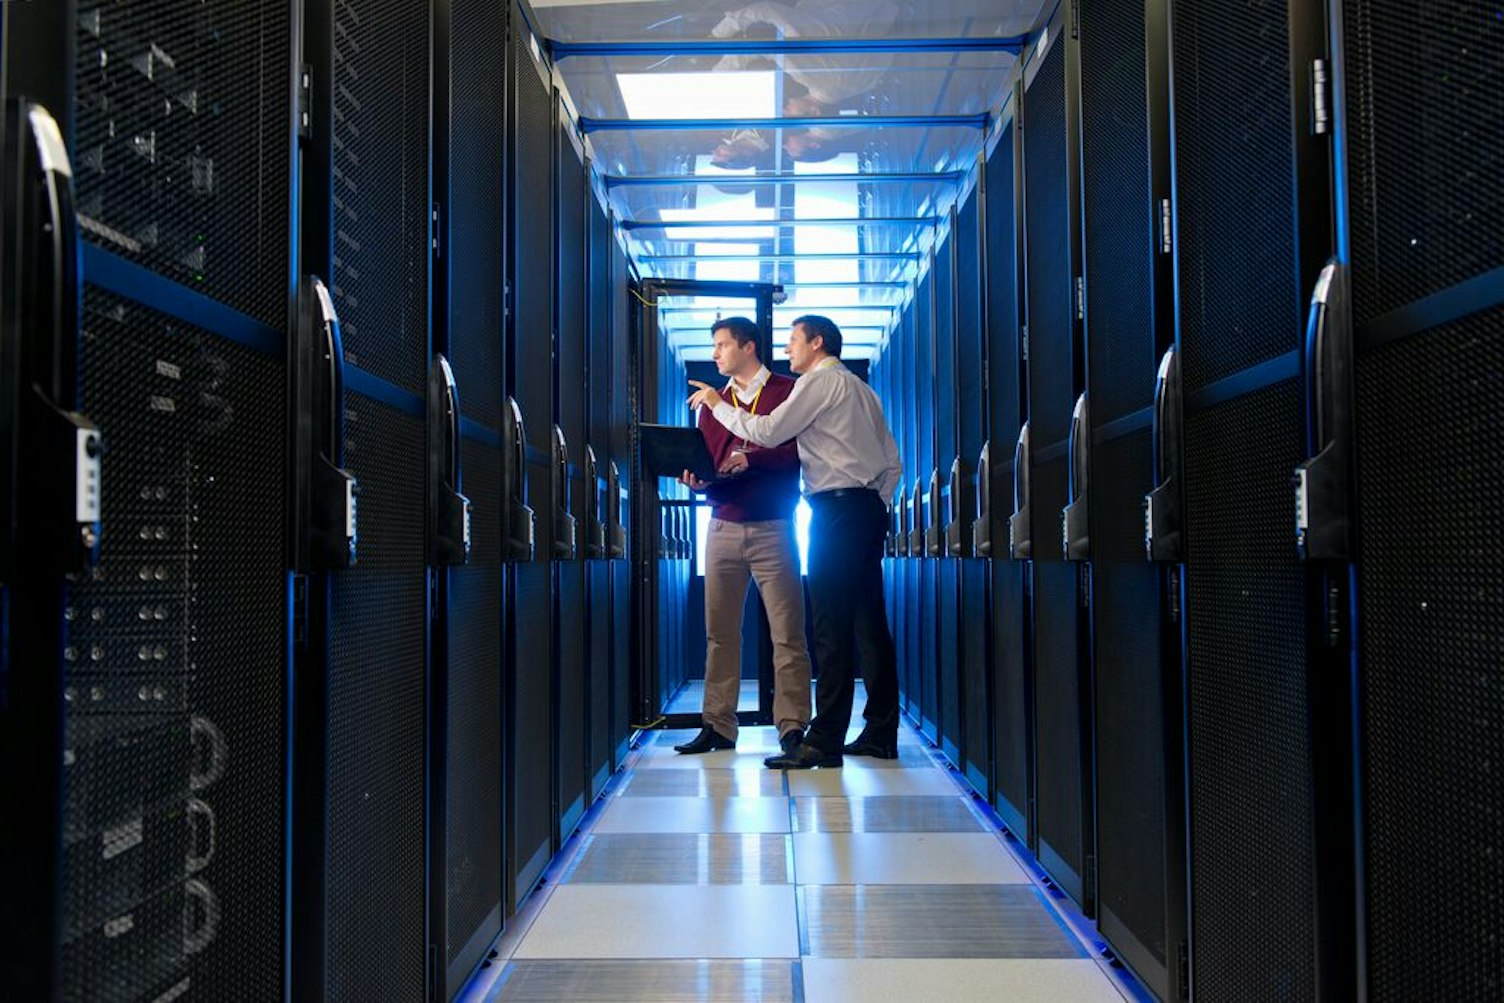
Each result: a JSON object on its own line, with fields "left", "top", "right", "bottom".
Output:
{"left": 709, "top": 358, "right": 903, "bottom": 503}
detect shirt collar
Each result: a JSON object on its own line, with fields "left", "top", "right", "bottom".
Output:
{"left": 727, "top": 364, "right": 772, "bottom": 402}
{"left": 813, "top": 357, "right": 842, "bottom": 372}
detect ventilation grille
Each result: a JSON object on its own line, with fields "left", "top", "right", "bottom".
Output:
{"left": 449, "top": 0, "right": 509, "bottom": 428}
{"left": 1079, "top": 0, "right": 1156, "bottom": 425}
{"left": 512, "top": 25, "right": 554, "bottom": 436}
{"left": 1183, "top": 380, "right": 1315, "bottom": 1000}
{"left": 63, "top": 288, "right": 286, "bottom": 1003}
{"left": 1023, "top": 40, "right": 1074, "bottom": 448}
{"left": 1172, "top": 0, "right": 1301, "bottom": 391}
{"left": 1355, "top": 307, "right": 1503, "bottom": 1000}
{"left": 1343, "top": 1, "right": 1503, "bottom": 324}
{"left": 326, "top": 397, "right": 427, "bottom": 1002}
{"left": 73, "top": 1, "right": 292, "bottom": 326}
{"left": 1031, "top": 554, "right": 1084, "bottom": 891}
{"left": 330, "top": 0, "right": 431, "bottom": 395}
{"left": 957, "top": 186, "right": 986, "bottom": 460}
{"left": 557, "top": 137, "right": 588, "bottom": 446}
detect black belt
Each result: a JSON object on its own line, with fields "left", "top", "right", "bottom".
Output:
{"left": 808, "top": 487, "right": 878, "bottom": 502}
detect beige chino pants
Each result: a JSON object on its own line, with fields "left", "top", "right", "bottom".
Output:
{"left": 701, "top": 517, "right": 812, "bottom": 740}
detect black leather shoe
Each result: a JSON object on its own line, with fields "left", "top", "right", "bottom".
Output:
{"left": 779, "top": 729, "right": 804, "bottom": 755}
{"left": 765, "top": 742, "right": 842, "bottom": 770}
{"left": 841, "top": 732, "right": 899, "bottom": 759}
{"left": 674, "top": 727, "right": 736, "bottom": 754}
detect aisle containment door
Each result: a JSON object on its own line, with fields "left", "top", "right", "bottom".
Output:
{"left": 1165, "top": 0, "right": 1341, "bottom": 996}
{"left": 1076, "top": 0, "right": 1187, "bottom": 996}
{"left": 1, "top": 3, "right": 295, "bottom": 999}
{"left": 434, "top": 0, "right": 509, "bottom": 996}
{"left": 985, "top": 92, "right": 1035, "bottom": 848}
{"left": 1333, "top": 2, "right": 1502, "bottom": 996}
{"left": 506, "top": 9, "right": 557, "bottom": 907}
{"left": 299, "top": 0, "right": 434, "bottom": 999}
{"left": 1020, "top": 16, "right": 1093, "bottom": 915}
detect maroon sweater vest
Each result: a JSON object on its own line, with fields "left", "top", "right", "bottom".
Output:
{"left": 697, "top": 372, "right": 801, "bottom": 523}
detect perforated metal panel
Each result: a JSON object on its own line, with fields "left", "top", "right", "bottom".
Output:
{"left": 1172, "top": 0, "right": 1302, "bottom": 391}
{"left": 983, "top": 122, "right": 1029, "bottom": 837}
{"left": 73, "top": 1, "right": 292, "bottom": 327}
{"left": 1354, "top": 307, "right": 1503, "bottom": 1000}
{"left": 327, "top": 398, "right": 427, "bottom": 1003}
{"left": 64, "top": 289, "right": 286, "bottom": 1003}
{"left": 449, "top": 0, "right": 509, "bottom": 429}
{"left": 1079, "top": 0, "right": 1154, "bottom": 425}
{"left": 1183, "top": 381, "right": 1315, "bottom": 1001}
{"left": 1023, "top": 40, "right": 1073, "bottom": 449}
{"left": 1342, "top": 2, "right": 1504, "bottom": 324}
{"left": 446, "top": 440, "right": 503, "bottom": 967}
{"left": 330, "top": 0, "right": 431, "bottom": 396}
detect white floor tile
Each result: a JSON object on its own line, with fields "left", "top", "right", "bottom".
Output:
{"left": 786, "top": 766, "right": 961, "bottom": 798}
{"left": 594, "top": 796, "right": 792, "bottom": 834}
{"left": 792, "top": 833, "right": 1032, "bottom": 885}
{"left": 514, "top": 885, "right": 800, "bottom": 959}
{"left": 800, "top": 959, "right": 1125, "bottom": 1003}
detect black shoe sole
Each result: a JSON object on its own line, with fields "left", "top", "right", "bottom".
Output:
{"left": 674, "top": 739, "right": 736, "bottom": 755}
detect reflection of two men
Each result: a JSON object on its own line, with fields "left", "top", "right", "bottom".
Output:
{"left": 708, "top": 0, "right": 899, "bottom": 169}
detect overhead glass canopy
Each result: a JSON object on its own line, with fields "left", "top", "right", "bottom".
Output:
{"left": 535, "top": 0, "right": 1050, "bottom": 349}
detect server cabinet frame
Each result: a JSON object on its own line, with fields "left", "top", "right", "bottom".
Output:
{"left": 630, "top": 277, "right": 777, "bottom": 732}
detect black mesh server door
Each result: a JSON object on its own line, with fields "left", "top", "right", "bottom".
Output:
{"left": 1077, "top": 0, "right": 1187, "bottom": 996}
{"left": 585, "top": 188, "right": 614, "bottom": 801}
{"left": 985, "top": 106, "right": 1034, "bottom": 845}
{"left": 1020, "top": 24, "right": 1093, "bottom": 914}
{"left": 1168, "top": 0, "right": 1338, "bottom": 996}
{"left": 609, "top": 238, "right": 633, "bottom": 765}
{"left": 932, "top": 235, "right": 963, "bottom": 767}
{"left": 435, "top": 0, "right": 508, "bottom": 995}
{"left": 298, "top": 0, "right": 434, "bottom": 999}
{"left": 554, "top": 110, "right": 589, "bottom": 843}
{"left": 913, "top": 270, "right": 939, "bottom": 742}
{"left": 4, "top": 2, "right": 298, "bottom": 999}
{"left": 955, "top": 187, "right": 991, "bottom": 797}
{"left": 507, "top": 12, "right": 557, "bottom": 906}
{"left": 1336, "top": 3, "right": 1502, "bottom": 997}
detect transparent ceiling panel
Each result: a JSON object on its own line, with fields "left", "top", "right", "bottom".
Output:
{"left": 608, "top": 176, "right": 961, "bottom": 223}
{"left": 530, "top": 0, "right": 1050, "bottom": 45}
{"left": 586, "top": 123, "right": 986, "bottom": 176}
{"left": 561, "top": 53, "right": 1017, "bottom": 119}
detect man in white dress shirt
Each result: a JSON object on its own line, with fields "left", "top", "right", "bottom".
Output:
{"left": 688, "top": 316, "right": 903, "bottom": 769}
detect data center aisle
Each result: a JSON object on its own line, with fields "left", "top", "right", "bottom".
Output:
{"left": 462, "top": 704, "right": 1138, "bottom": 1002}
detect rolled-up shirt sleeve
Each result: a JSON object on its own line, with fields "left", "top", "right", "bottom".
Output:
{"left": 710, "top": 371, "right": 834, "bottom": 447}
{"left": 876, "top": 424, "right": 902, "bottom": 505}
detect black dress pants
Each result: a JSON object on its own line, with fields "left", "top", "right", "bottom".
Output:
{"left": 804, "top": 489, "right": 899, "bottom": 753}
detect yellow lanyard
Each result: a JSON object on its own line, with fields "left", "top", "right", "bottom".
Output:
{"left": 729, "top": 379, "right": 763, "bottom": 452}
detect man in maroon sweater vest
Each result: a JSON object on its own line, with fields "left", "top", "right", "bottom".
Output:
{"left": 673, "top": 318, "right": 812, "bottom": 755}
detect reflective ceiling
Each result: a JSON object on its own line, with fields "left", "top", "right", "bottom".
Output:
{"left": 531, "top": 0, "right": 1051, "bottom": 358}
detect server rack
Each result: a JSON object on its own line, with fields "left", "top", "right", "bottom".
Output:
{"left": 584, "top": 187, "right": 614, "bottom": 801}
{"left": 986, "top": 91, "right": 1034, "bottom": 846}
{"left": 2, "top": 2, "right": 299, "bottom": 1000}
{"left": 433, "top": 0, "right": 508, "bottom": 995}
{"left": 913, "top": 267, "right": 939, "bottom": 743}
{"left": 931, "top": 234, "right": 964, "bottom": 767}
{"left": 1075, "top": 0, "right": 1188, "bottom": 995}
{"left": 553, "top": 103, "right": 588, "bottom": 844}
{"left": 608, "top": 234, "right": 632, "bottom": 765}
{"left": 1019, "top": 17, "right": 1094, "bottom": 914}
{"left": 505, "top": 9, "right": 556, "bottom": 907}
{"left": 954, "top": 185, "right": 991, "bottom": 797}
{"left": 1330, "top": 2, "right": 1502, "bottom": 996}
{"left": 1164, "top": 0, "right": 1342, "bottom": 996}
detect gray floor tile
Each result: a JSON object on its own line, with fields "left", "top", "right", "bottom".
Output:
{"left": 801, "top": 959, "right": 1124, "bottom": 1002}
{"left": 490, "top": 960, "right": 797, "bottom": 1002}
{"left": 786, "top": 766, "right": 961, "bottom": 798}
{"left": 594, "top": 796, "right": 791, "bottom": 834}
{"left": 793, "top": 833, "right": 1032, "bottom": 885}
{"left": 792, "top": 796, "right": 988, "bottom": 833}
{"left": 566, "top": 834, "right": 791, "bottom": 885}
{"left": 800, "top": 885, "right": 1087, "bottom": 959}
